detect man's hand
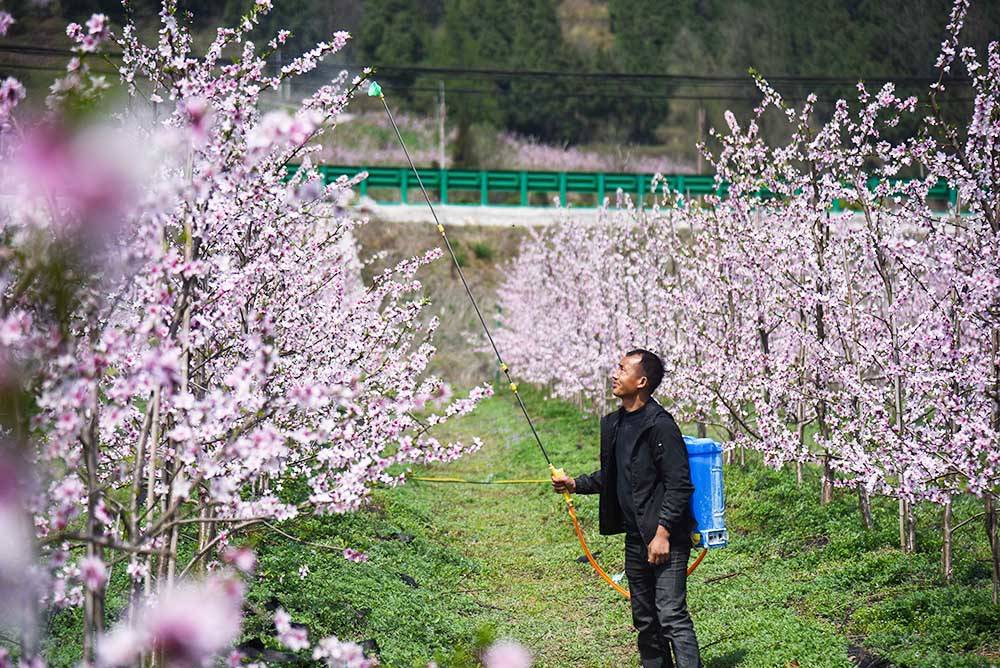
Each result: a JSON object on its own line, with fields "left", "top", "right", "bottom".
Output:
{"left": 647, "top": 525, "right": 671, "bottom": 565}
{"left": 551, "top": 474, "right": 575, "bottom": 494}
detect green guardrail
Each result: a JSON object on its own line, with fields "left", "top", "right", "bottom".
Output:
{"left": 287, "top": 165, "right": 959, "bottom": 210}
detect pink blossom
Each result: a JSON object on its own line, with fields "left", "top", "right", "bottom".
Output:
{"left": 182, "top": 96, "right": 211, "bottom": 140}
{"left": 482, "top": 640, "right": 532, "bottom": 668}
{"left": 342, "top": 548, "right": 368, "bottom": 563}
{"left": 0, "top": 77, "right": 25, "bottom": 122}
{"left": 0, "top": 312, "right": 31, "bottom": 347}
{"left": 9, "top": 125, "right": 137, "bottom": 239}
{"left": 0, "top": 12, "right": 14, "bottom": 37}
{"left": 86, "top": 14, "right": 108, "bottom": 38}
{"left": 98, "top": 577, "right": 244, "bottom": 668}
{"left": 312, "top": 636, "right": 374, "bottom": 668}
{"left": 126, "top": 559, "right": 148, "bottom": 582}
{"left": 221, "top": 546, "right": 256, "bottom": 574}
{"left": 79, "top": 556, "right": 107, "bottom": 591}
{"left": 67, "top": 13, "right": 109, "bottom": 52}
{"left": 274, "top": 608, "right": 309, "bottom": 651}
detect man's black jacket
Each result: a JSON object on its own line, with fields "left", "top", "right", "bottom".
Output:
{"left": 573, "top": 399, "right": 696, "bottom": 546}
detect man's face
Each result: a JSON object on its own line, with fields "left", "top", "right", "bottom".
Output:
{"left": 611, "top": 354, "right": 647, "bottom": 399}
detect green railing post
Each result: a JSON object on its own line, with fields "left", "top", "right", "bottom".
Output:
{"left": 559, "top": 172, "right": 567, "bottom": 206}
{"left": 481, "top": 170, "right": 488, "bottom": 206}
{"left": 400, "top": 170, "right": 408, "bottom": 204}
{"left": 441, "top": 169, "right": 448, "bottom": 204}
{"left": 597, "top": 173, "right": 606, "bottom": 207}
{"left": 359, "top": 166, "right": 368, "bottom": 199}
{"left": 520, "top": 171, "right": 528, "bottom": 206}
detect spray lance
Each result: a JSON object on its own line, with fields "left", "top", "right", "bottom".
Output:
{"left": 366, "top": 79, "right": 712, "bottom": 598}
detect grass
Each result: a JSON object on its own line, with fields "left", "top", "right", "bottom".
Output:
{"left": 41, "top": 387, "right": 1000, "bottom": 667}
{"left": 470, "top": 241, "right": 495, "bottom": 261}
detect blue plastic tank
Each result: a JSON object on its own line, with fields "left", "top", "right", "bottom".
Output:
{"left": 683, "top": 436, "right": 728, "bottom": 549}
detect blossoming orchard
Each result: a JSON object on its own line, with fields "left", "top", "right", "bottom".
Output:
{"left": 0, "top": 2, "right": 494, "bottom": 665}
{"left": 0, "top": 0, "right": 998, "bottom": 666}
{"left": 497, "top": 0, "right": 999, "bottom": 604}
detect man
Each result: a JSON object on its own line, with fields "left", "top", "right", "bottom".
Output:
{"left": 552, "top": 349, "right": 701, "bottom": 668}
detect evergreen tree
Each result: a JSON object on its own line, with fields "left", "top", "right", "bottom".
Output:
{"left": 504, "top": 0, "right": 578, "bottom": 142}
{"left": 359, "top": 0, "right": 429, "bottom": 91}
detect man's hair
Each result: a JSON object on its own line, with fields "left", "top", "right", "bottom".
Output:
{"left": 626, "top": 349, "right": 664, "bottom": 396}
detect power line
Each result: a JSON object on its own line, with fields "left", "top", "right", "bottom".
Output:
{"left": 0, "top": 44, "right": 116, "bottom": 57}
{"left": 0, "top": 42, "right": 972, "bottom": 88}
{"left": 0, "top": 61, "right": 118, "bottom": 75}
{"left": 361, "top": 84, "right": 976, "bottom": 105}
{"left": 2, "top": 60, "right": 967, "bottom": 106}
{"left": 367, "top": 63, "right": 969, "bottom": 88}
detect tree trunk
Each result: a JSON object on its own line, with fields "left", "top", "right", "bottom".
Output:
{"left": 814, "top": 213, "right": 832, "bottom": 505}
{"left": 821, "top": 451, "right": 833, "bottom": 505}
{"left": 857, "top": 485, "right": 873, "bottom": 530}
{"left": 990, "top": 327, "right": 1000, "bottom": 604}
{"left": 143, "top": 388, "right": 161, "bottom": 598}
{"left": 898, "top": 497, "right": 916, "bottom": 554}
{"left": 987, "top": 495, "right": 999, "bottom": 606}
{"left": 82, "top": 412, "right": 105, "bottom": 664}
{"left": 898, "top": 498, "right": 907, "bottom": 552}
{"left": 795, "top": 400, "right": 806, "bottom": 486}
{"left": 942, "top": 499, "right": 953, "bottom": 584}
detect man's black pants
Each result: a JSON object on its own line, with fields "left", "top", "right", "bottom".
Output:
{"left": 624, "top": 534, "right": 701, "bottom": 668}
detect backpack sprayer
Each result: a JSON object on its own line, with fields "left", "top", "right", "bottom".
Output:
{"left": 367, "top": 80, "right": 727, "bottom": 598}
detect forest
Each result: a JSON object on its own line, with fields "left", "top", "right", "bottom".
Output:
{"left": 4, "top": 0, "right": 999, "bottom": 151}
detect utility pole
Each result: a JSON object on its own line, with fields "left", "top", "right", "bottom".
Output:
{"left": 696, "top": 103, "right": 706, "bottom": 173}
{"left": 438, "top": 80, "right": 447, "bottom": 168}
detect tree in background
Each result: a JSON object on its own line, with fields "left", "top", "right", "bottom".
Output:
{"left": 357, "top": 0, "right": 431, "bottom": 94}
{"left": 7, "top": 0, "right": 999, "bottom": 164}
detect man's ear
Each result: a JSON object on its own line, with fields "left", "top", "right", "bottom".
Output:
{"left": 636, "top": 375, "right": 648, "bottom": 390}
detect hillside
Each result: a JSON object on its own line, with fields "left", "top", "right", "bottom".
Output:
{"left": 4, "top": 0, "right": 997, "bottom": 169}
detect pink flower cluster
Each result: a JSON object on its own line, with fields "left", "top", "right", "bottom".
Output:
{"left": 97, "top": 576, "right": 244, "bottom": 667}
{"left": 275, "top": 608, "right": 310, "bottom": 651}
{"left": 66, "top": 13, "right": 110, "bottom": 53}
{"left": 312, "top": 636, "right": 376, "bottom": 668}
{"left": 482, "top": 640, "right": 533, "bottom": 668}
{"left": 0, "top": 10, "right": 22, "bottom": 130}
{"left": 496, "top": 133, "right": 693, "bottom": 174}
{"left": 342, "top": 548, "right": 368, "bottom": 563}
